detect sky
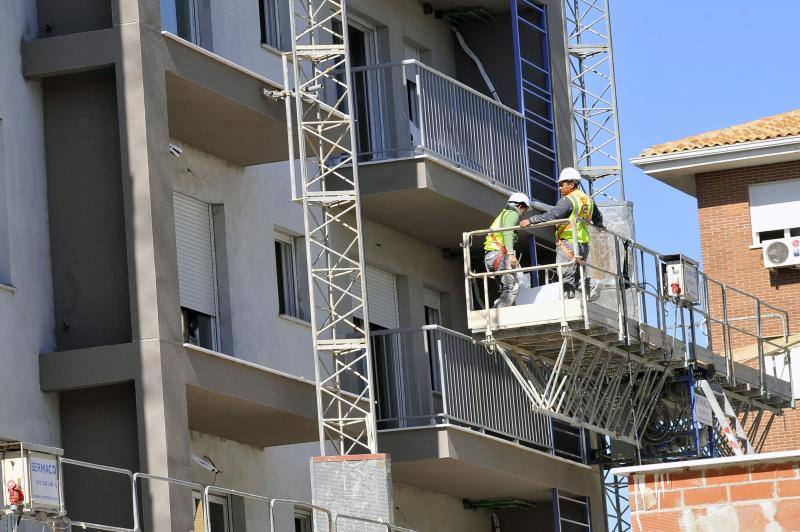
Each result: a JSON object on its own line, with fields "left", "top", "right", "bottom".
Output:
{"left": 610, "top": 0, "right": 800, "bottom": 265}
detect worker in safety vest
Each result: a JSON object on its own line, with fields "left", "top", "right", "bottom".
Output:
{"left": 520, "top": 167, "right": 603, "bottom": 299}
{"left": 484, "top": 192, "right": 530, "bottom": 308}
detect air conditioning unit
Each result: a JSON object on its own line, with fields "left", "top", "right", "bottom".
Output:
{"left": 762, "top": 237, "right": 800, "bottom": 268}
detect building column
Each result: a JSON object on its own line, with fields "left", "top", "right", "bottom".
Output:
{"left": 112, "top": 0, "right": 192, "bottom": 528}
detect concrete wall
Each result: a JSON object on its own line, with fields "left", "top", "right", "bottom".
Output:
{"left": 36, "top": 0, "right": 112, "bottom": 37}
{"left": 42, "top": 68, "right": 132, "bottom": 351}
{"left": 171, "top": 142, "right": 467, "bottom": 380}
{"left": 0, "top": 0, "right": 60, "bottom": 446}
{"left": 189, "top": 432, "right": 504, "bottom": 532}
{"left": 60, "top": 383, "right": 140, "bottom": 529}
{"left": 696, "top": 160, "right": 800, "bottom": 452}
{"left": 627, "top": 453, "right": 800, "bottom": 532}
{"left": 204, "top": 0, "right": 456, "bottom": 90}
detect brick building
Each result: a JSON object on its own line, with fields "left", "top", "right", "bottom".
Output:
{"left": 634, "top": 110, "right": 800, "bottom": 452}
{"left": 613, "top": 450, "right": 800, "bottom": 531}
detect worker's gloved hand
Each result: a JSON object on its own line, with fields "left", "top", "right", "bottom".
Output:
{"left": 509, "top": 255, "right": 518, "bottom": 268}
{"left": 519, "top": 219, "right": 531, "bottom": 228}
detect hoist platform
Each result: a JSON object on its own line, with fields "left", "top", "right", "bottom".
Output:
{"left": 463, "top": 221, "right": 794, "bottom": 454}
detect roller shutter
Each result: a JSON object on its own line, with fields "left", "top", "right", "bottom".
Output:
{"left": 174, "top": 192, "right": 217, "bottom": 317}
{"left": 354, "top": 265, "right": 398, "bottom": 329}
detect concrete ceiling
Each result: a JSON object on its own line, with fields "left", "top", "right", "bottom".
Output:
{"left": 165, "top": 73, "right": 290, "bottom": 167}
{"left": 187, "top": 386, "right": 318, "bottom": 447}
{"left": 422, "top": 0, "right": 511, "bottom": 15}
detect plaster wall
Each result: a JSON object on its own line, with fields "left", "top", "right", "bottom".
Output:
{"left": 0, "top": 0, "right": 59, "bottom": 445}
{"left": 392, "top": 482, "right": 493, "bottom": 532}
{"left": 171, "top": 142, "right": 468, "bottom": 380}
{"left": 189, "top": 431, "right": 316, "bottom": 531}
{"left": 190, "top": 432, "right": 495, "bottom": 532}
{"left": 205, "top": 0, "right": 457, "bottom": 86}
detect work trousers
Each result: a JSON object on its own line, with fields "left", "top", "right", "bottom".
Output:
{"left": 556, "top": 241, "right": 590, "bottom": 292}
{"left": 484, "top": 251, "right": 519, "bottom": 308}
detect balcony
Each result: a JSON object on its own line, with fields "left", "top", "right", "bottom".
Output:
{"left": 346, "top": 60, "right": 528, "bottom": 247}
{"left": 161, "top": 32, "right": 293, "bottom": 166}
{"left": 370, "top": 325, "right": 601, "bottom": 501}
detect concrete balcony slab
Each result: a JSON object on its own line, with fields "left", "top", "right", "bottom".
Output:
{"left": 379, "top": 425, "right": 601, "bottom": 501}
{"left": 162, "top": 33, "right": 291, "bottom": 166}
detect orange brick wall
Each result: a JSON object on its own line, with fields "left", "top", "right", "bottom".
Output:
{"left": 629, "top": 459, "right": 800, "bottom": 531}
{"left": 695, "top": 160, "right": 800, "bottom": 452}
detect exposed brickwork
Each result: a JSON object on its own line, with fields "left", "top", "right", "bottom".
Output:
{"left": 629, "top": 458, "right": 800, "bottom": 531}
{"left": 695, "top": 159, "right": 800, "bottom": 451}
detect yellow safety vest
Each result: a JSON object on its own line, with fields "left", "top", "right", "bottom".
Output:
{"left": 556, "top": 190, "right": 594, "bottom": 245}
{"left": 484, "top": 208, "right": 518, "bottom": 252}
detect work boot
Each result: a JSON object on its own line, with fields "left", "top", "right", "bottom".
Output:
{"left": 564, "top": 289, "right": 575, "bottom": 300}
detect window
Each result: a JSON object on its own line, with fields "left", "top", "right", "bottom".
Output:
{"left": 174, "top": 193, "right": 219, "bottom": 350}
{"left": 0, "top": 119, "right": 9, "bottom": 285}
{"left": 162, "top": 0, "right": 212, "bottom": 48}
{"left": 749, "top": 178, "right": 800, "bottom": 246}
{"left": 193, "top": 492, "right": 231, "bottom": 532}
{"left": 294, "top": 509, "right": 312, "bottom": 532}
{"left": 259, "top": 0, "right": 290, "bottom": 50}
{"left": 275, "top": 231, "right": 310, "bottom": 321}
{"left": 332, "top": 17, "right": 384, "bottom": 159}
{"left": 424, "top": 288, "right": 442, "bottom": 392}
{"left": 404, "top": 45, "right": 422, "bottom": 148}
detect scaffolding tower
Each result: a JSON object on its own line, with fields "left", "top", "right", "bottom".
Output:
{"left": 288, "top": 0, "right": 376, "bottom": 456}
{"left": 562, "top": 0, "right": 625, "bottom": 201}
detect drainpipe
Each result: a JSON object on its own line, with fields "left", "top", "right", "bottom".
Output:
{"left": 452, "top": 26, "right": 501, "bottom": 103}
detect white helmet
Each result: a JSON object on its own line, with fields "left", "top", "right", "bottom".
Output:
{"left": 558, "top": 167, "right": 582, "bottom": 183}
{"left": 508, "top": 192, "right": 530, "bottom": 207}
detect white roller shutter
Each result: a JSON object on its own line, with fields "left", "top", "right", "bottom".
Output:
{"left": 423, "top": 288, "right": 440, "bottom": 311}
{"left": 749, "top": 179, "right": 800, "bottom": 240}
{"left": 354, "top": 266, "right": 398, "bottom": 329}
{"left": 174, "top": 192, "right": 217, "bottom": 317}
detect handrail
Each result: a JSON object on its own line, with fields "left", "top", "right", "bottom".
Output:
{"left": 348, "top": 59, "right": 527, "bottom": 193}
{"left": 370, "top": 325, "right": 556, "bottom": 452}
{"left": 351, "top": 59, "right": 524, "bottom": 118}
{"left": 50, "top": 457, "right": 414, "bottom": 532}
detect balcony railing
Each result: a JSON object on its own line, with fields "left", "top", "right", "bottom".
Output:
{"left": 370, "top": 325, "right": 585, "bottom": 459}
{"left": 351, "top": 60, "right": 528, "bottom": 193}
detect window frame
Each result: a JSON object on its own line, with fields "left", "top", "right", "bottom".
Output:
{"left": 748, "top": 178, "right": 800, "bottom": 248}
{"left": 294, "top": 508, "right": 313, "bottom": 532}
{"left": 259, "top": 0, "right": 289, "bottom": 51}
{"left": 192, "top": 491, "right": 232, "bottom": 532}
{"left": 275, "top": 230, "right": 310, "bottom": 323}
{"left": 423, "top": 288, "right": 443, "bottom": 392}
{"left": 0, "top": 118, "right": 9, "bottom": 287}
{"left": 175, "top": 192, "right": 221, "bottom": 351}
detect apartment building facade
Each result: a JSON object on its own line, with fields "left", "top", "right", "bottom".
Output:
{"left": 633, "top": 110, "right": 800, "bottom": 454}
{"left": 1, "top": 0, "right": 611, "bottom": 530}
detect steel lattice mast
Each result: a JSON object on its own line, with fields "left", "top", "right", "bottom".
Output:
{"left": 288, "top": 0, "right": 377, "bottom": 456}
{"left": 562, "top": 0, "right": 625, "bottom": 200}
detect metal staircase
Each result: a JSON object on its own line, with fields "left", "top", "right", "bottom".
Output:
{"left": 697, "top": 379, "right": 754, "bottom": 456}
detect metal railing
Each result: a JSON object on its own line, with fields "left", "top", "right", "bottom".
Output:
{"left": 10, "top": 456, "right": 414, "bottom": 532}
{"left": 371, "top": 325, "right": 553, "bottom": 451}
{"left": 350, "top": 59, "right": 527, "bottom": 193}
